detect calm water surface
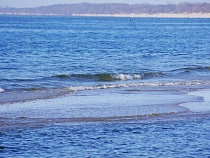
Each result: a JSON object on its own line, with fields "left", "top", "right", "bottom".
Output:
{"left": 1, "top": 114, "right": 210, "bottom": 157}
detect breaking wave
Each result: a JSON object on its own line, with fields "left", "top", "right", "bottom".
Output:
{"left": 52, "top": 73, "right": 143, "bottom": 81}
{"left": 52, "top": 66, "right": 210, "bottom": 82}
{"left": 67, "top": 80, "right": 210, "bottom": 92}
{"left": 112, "top": 74, "right": 142, "bottom": 80}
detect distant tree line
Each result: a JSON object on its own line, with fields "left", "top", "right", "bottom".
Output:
{"left": 0, "top": 3, "right": 210, "bottom": 15}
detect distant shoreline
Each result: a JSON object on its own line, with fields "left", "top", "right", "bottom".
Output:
{"left": 1, "top": 12, "right": 210, "bottom": 18}
{"left": 73, "top": 13, "right": 210, "bottom": 18}
{"left": 1, "top": 3, "right": 210, "bottom": 18}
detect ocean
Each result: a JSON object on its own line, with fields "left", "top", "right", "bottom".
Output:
{"left": 0, "top": 15, "right": 210, "bottom": 157}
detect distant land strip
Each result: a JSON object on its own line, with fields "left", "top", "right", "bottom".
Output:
{"left": 0, "top": 3, "right": 210, "bottom": 18}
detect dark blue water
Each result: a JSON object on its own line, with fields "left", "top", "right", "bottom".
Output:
{"left": 1, "top": 114, "right": 210, "bottom": 157}
{"left": 0, "top": 16, "right": 210, "bottom": 99}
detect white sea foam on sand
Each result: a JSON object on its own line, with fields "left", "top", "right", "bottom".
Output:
{"left": 181, "top": 90, "right": 210, "bottom": 112}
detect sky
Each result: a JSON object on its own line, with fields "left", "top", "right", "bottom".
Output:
{"left": 0, "top": 0, "right": 210, "bottom": 8}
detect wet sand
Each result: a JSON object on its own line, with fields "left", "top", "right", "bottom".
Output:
{"left": 0, "top": 88, "right": 210, "bottom": 122}
{"left": 0, "top": 88, "right": 210, "bottom": 130}
{"left": 181, "top": 90, "right": 210, "bottom": 112}
{"left": 0, "top": 88, "right": 192, "bottom": 119}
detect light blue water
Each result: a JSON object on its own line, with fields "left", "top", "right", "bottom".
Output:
{"left": 1, "top": 15, "right": 210, "bottom": 157}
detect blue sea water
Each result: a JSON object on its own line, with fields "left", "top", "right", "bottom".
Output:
{"left": 0, "top": 16, "right": 210, "bottom": 95}
{"left": 1, "top": 15, "right": 210, "bottom": 157}
{"left": 1, "top": 114, "right": 210, "bottom": 157}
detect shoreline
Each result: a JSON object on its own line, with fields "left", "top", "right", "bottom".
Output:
{"left": 0, "top": 13, "right": 210, "bottom": 18}
{"left": 73, "top": 13, "right": 210, "bottom": 18}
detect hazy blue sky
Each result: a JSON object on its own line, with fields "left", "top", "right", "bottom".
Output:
{"left": 0, "top": 0, "right": 210, "bottom": 8}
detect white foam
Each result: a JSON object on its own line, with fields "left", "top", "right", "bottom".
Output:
{"left": 0, "top": 88, "right": 4, "bottom": 93}
{"left": 113, "top": 73, "right": 142, "bottom": 80}
{"left": 67, "top": 81, "right": 210, "bottom": 92}
{"left": 68, "top": 84, "right": 127, "bottom": 91}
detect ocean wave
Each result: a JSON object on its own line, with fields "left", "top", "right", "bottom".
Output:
{"left": 52, "top": 73, "right": 143, "bottom": 81}
{"left": 52, "top": 74, "right": 71, "bottom": 79}
{"left": 67, "top": 80, "right": 210, "bottom": 92}
{"left": 172, "top": 66, "right": 210, "bottom": 73}
{"left": 28, "top": 66, "right": 210, "bottom": 83}
{"left": 112, "top": 74, "right": 142, "bottom": 80}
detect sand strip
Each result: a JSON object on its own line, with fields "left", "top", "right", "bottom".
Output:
{"left": 181, "top": 89, "right": 210, "bottom": 112}
{"left": 72, "top": 13, "right": 210, "bottom": 18}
